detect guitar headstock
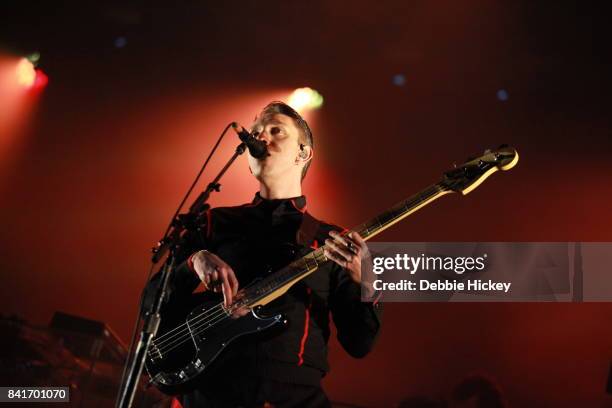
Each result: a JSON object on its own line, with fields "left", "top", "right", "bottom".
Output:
{"left": 442, "top": 145, "right": 519, "bottom": 195}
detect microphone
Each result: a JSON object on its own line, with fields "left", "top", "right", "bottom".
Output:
{"left": 231, "top": 122, "right": 268, "bottom": 159}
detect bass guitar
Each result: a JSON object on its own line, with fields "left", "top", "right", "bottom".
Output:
{"left": 145, "top": 145, "right": 519, "bottom": 395}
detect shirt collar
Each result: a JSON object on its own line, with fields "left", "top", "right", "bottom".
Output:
{"left": 252, "top": 192, "right": 307, "bottom": 214}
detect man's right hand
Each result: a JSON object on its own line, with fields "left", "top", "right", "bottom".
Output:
{"left": 190, "top": 250, "right": 239, "bottom": 307}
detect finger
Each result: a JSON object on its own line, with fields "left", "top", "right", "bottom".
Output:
{"left": 202, "top": 269, "right": 213, "bottom": 289}
{"left": 325, "top": 238, "right": 353, "bottom": 263}
{"left": 346, "top": 232, "right": 366, "bottom": 257}
{"left": 325, "top": 240, "right": 350, "bottom": 263}
{"left": 331, "top": 230, "right": 360, "bottom": 255}
{"left": 329, "top": 230, "right": 350, "bottom": 247}
{"left": 228, "top": 269, "right": 239, "bottom": 296}
{"left": 324, "top": 248, "right": 350, "bottom": 268}
{"left": 220, "top": 281, "right": 230, "bottom": 307}
{"left": 199, "top": 267, "right": 209, "bottom": 288}
{"left": 230, "top": 306, "right": 251, "bottom": 319}
{"left": 345, "top": 231, "right": 363, "bottom": 252}
{"left": 346, "top": 240, "right": 360, "bottom": 256}
{"left": 348, "top": 231, "right": 367, "bottom": 247}
{"left": 207, "top": 270, "right": 219, "bottom": 292}
{"left": 219, "top": 268, "right": 233, "bottom": 307}
{"left": 201, "top": 278, "right": 210, "bottom": 291}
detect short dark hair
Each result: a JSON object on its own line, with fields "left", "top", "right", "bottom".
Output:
{"left": 256, "top": 101, "right": 314, "bottom": 181}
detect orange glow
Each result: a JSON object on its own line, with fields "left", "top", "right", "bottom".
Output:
{"left": 16, "top": 58, "right": 36, "bottom": 88}
{"left": 0, "top": 55, "right": 46, "bottom": 191}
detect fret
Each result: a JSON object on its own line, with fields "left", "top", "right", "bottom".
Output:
{"left": 354, "top": 222, "right": 368, "bottom": 237}
{"left": 291, "top": 260, "right": 307, "bottom": 276}
{"left": 276, "top": 266, "right": 291, "bottom": 282}
{"left": 361, "top": 222, "right": 378, "bottom": 238}
{"left": 364, "top": 217, "right": 380, "bottom": 237}
{"left": 313, "top": 249, "right": 327, "bottom": 264}
{"left": 302, "top": 254, "right": 317, "bottom": 270}
{"left": 376, "top": 210, "right": 395, "bottom": 226}
{"left": 285, "top": 261, "right": 308, "bottom": 281}
{"left": 363, "top": 184, "right": 443, "bottom": 238}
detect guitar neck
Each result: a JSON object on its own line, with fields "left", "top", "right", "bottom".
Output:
{"left": 354, "top": 182, "right": 450, "bottom": 240}
{"left": 241, "top": 182, "right": 452, "bottom": 308}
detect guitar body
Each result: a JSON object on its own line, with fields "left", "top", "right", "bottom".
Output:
{"left": 145, "top": 293, "right": 286, "bottom": 395}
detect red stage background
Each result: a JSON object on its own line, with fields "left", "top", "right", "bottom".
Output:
{"left": 1, "top": 1, "right": 611, "bottom": 406}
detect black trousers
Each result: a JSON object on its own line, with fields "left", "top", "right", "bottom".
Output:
{"left": 180, "top": 376, "right": 331, "bottom": 408}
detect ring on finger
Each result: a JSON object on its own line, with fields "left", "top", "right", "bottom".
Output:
{"left": 343, "top": 252, "right": 354, "bottom": 264}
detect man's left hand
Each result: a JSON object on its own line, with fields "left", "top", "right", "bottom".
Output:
{"left": 324, "top": 230, "right": 375, "bottom": 298}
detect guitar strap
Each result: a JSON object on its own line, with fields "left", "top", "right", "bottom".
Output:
{"left": 296, "top": 211, "right": 320, "bottom": 249}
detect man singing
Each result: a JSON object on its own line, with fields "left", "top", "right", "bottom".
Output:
{"left": 145, "top": 102, "right": 382, "bottom": 407}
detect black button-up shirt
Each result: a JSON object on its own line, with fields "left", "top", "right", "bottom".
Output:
{"left": 145, "top": 193, "right": 382, "bottom": 386}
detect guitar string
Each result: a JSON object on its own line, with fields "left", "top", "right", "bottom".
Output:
{"left": 150, "top": 303, "right": 226, "bottom": 351}
{"left": 154, "top": 306, "right": 234, "bottom": 356}
{"left": 153, "top": 306, "right": 234, "bottom": 357}
{"left": 157, "top": 303, "right": 229, "bottom": 354}
{"left": 151, "top": 186, "right": 446, "bottom": 357}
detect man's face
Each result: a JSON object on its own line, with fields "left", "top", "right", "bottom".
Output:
{"left": 247, "top": 113, "right": 304, "bottom": 182}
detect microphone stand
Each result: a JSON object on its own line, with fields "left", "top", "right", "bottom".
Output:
{"left": 116, "top": 142, "right": 247, "bottom": 408}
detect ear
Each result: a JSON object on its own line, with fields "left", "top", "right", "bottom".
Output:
{"left": 296, "top": 144, "right": 313, "bottom": 165}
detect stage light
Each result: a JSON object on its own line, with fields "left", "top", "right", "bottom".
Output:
{"left": 16, "top": 58, "right": 36, "bottom": 88}
{"left": 33, "top": 69, "right": 48, "bottom": 90}
{"left": 114, "top": 37, "right": 127, "bottom": 48}
{"left": 393, "top": 74, "right": 406, "bottom": 86}
{"left": 288, "top": 87, "right": 324, "bottom": 112}
{"left": 496, "top": 89, "right": 509, "bottom": 101}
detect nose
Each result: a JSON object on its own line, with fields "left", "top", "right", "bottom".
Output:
{"left": 254, "top": 130, "right": 271, "bottom": 144}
